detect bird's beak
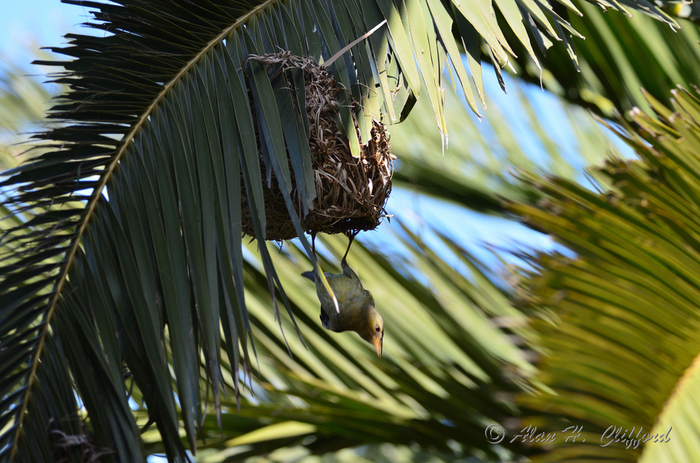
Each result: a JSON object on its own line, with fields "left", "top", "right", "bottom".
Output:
{"left": 373, "top": 337, "right": 383, "bottom": 357}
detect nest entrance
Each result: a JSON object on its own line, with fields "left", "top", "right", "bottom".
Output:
{"left": 242, "top": 51, "right": 394, "bottom": 241}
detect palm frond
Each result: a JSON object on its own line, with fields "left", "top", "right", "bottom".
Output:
{"left": 136, "top": 232, "right": 535, "bottom": 461}
{"left": 506, "top": 0, "right": 700, "bottom": 117}
{"left": 390, "top": 77, "right": 617, "bottom": 213}
{"left": 509, "top": 86, "right": 700, "bottom": 461}
{"left": 0, "top": 47, "right": 61, "bottom": 169}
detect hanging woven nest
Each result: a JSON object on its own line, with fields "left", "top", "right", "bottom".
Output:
{"left": 242, "top": 51, "right": 395, "bottom": 241}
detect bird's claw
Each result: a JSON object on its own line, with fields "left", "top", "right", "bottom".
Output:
{"left": 341, "top": 230, "right": 358, "bottom": 267}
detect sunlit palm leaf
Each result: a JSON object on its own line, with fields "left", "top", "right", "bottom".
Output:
{"left": 0, "top": 56, "right": 51, "bottom": 138}
{"left": 509, "top": 87, "right": 700, "bottom": 461}
{"left": 0, "top": 48, "right": 61, "bottom": 169}
{"left": 506, "top": 1, "right": 700, "bottom": 117}
{"left": 390, "top": 77, "right": 615, "bottom": 212}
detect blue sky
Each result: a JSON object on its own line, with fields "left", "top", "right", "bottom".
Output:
{"left": 1, "top": 0, "right": 95, "bottom": 62}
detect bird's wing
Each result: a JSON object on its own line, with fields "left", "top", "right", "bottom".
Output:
{"left": 319, "top": 307, "right": 331, "bottom": 329}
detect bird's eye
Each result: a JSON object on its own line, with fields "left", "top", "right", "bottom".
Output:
{"left": 375, "top": 325, "right": 381, "bottom": 333}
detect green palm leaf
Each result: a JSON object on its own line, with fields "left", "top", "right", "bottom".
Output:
{"left": 390, "top": 78, "right": 616, "bottom": 213}
{"left": 510, "top": 87, "right": 700, "bottom": 461}
{"left": 0, "top": 48, "right": 61, "bottom": 169}
{"left": 136, "top": 232, "right": 535, "bottom": 461}
{"left": 506, "top": 1, "right": 700, "bottom": 117}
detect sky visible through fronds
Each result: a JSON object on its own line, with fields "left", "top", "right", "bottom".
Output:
{"left": 0, "top": 0, "right": 637, "bottom": 279}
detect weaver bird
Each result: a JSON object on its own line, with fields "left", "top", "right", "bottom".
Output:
{"left": 302, "top": 235, "right": 384, "bottom": 356}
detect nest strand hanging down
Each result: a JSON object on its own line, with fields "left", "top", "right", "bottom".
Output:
{"left": 242, "top": 51, "right": 395, "bottom": 241}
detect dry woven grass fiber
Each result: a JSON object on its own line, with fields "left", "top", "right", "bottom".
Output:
{"left": 242, "top": 51, "right": 394, "bottom": 241}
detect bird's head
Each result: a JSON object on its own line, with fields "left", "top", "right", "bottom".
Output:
{"left": 357, "top": 303, "right": 384, "bottom": 357}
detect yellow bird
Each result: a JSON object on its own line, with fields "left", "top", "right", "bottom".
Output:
{"left": 302, "top": 240, "right": 384, "bottom": 357}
